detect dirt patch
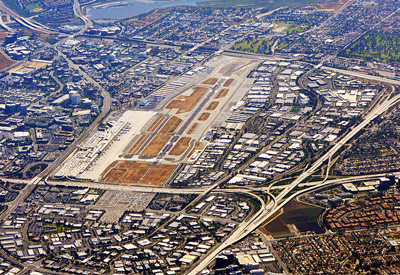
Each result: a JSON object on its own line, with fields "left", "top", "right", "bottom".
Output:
{"left": 103, "top": 168, "right": 127, "bottom": 183}
{"left": 102, "top": 160, "right": 118, "bottom": 176}
{"left": 118, "top": 161, "right": 150, "bottom": 169}
{"left": 124, "top": 8, "right": 169, "bottom": 28}
{"left": 272, "top": 23, "right": 290, "bottom": 33}
{"left": 223, "top": 78, "right": 234, "bottom": 87}
{"left": 187, "top": 123, "right": 198, "bottom": 135}
{"left": 123, "top": 166, "right": 150, "bottom": 183}
{"left": 256, "top": 7, "right": 285, "bottom": 19}
{"left": 280, "top": 200, "right": 324, "bottom": 234}
{"left": 316, "top": 0, "right": 352, "bottom": 11}
{"left": 0, "top": 32, "right": 8, "bottom": 39}
{"left": 260, "top": 200, "right": 324, "bottom": 238}
{"left": 260, "top": 214, "right": 292, "bottom": 238}
{"left": 206, "top": 101, "right": 219, "bottom": 111}
{"left": 159, "top": 116, "right": 182, "bottom": 134}
{"left": 102, "top": 161, "right": 176, "bottom": 185}
{"left": 140, "top": 164, "right": 177, "bottom": 185}
{"left": 128, "top": 135, "right": 150, "bottom": 154}
{"left": 169, "top": 137, "right": 191, "bottom": 156}
{"left": 198, "top": 112, "right": 210, "bottom": 121}
{"left": 147, "top": 115, "right": 166, "bottom": 132}
{"left": 0, "top": 51, "right": 15, "bottom": 71}
{"left": 202, "top": 77, "right": 218, "bottom": 85}
{"left": 142, "top": 135, "right": 171, "bottom": 155}
{"left": 215, "top": 89, "right": 229, "bottom": 99}
{"left": 166, "top": 87, "right": 208, "bottom": 114}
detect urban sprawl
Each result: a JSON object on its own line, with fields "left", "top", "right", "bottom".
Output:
{"left": 0, "top": 0, "right": 398, "bottom": 274}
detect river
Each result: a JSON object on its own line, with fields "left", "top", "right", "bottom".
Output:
{"left": 86, "top": 0, "right": 210, "bottom": 20}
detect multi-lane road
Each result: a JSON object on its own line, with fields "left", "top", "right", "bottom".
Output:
{"left": 73, "top": 0, "right": 93, "bottom": 34}
{"left": 0, "top": 1, "right": 54, "bottom": 34}
{"left": 189, "top": 76, "right": 400, "bottom": 274}
{"left": 0, "top": 1, "right": 400, "bottom": 273}
{"left": 322, "top": 66, "right": 400, "bottom": 86}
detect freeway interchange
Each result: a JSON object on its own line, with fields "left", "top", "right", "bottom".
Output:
{"left": 0, "top": 1, "right": 400, "bottom": 274}
{"left": 188, "top": 80, "right": 400, "bottom": 273}
{"left": 11, "top": 62, "right": 400, "bottom": 274}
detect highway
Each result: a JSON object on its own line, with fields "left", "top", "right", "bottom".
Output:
{"left": 0, "top": 176, "right": 41, "bottom": 221}
{"left": 73, "top": 0, "right": 93, "bottom": 34}
{"left": 322, "top": 66, "right": 400, "bottom": 86}
{"left": 189, "top": 169, "right": 400, "bottom": 274}
{"left": 274, "top": 92, "right": 400, "bottom": 202}
{"left": 0, "top": 0, "right": 110, "bottom": 231}
{"left": 188, "top": 189, "right": 277, "bottom": 275}
{"left": 189, "top": 77, "right": 400, "bottom": 273}
{"left": 46, "top": 179, "right": 205, "bottom": 194}
{"left": 0, "top": 14, "right": 12, "bottom": 31}
{"left": 0, "top": 1, "right": 54, "bottom": 34}
{"left": 0, "top": 2, "right": 398, "bottom": 272}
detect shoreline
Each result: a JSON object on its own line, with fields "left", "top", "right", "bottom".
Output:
{"left": 85, "top": 0, "right": 204, "bottom": 21}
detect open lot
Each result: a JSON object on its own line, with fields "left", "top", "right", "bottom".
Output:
{"left": 8, "top": 60, "right": 49, "bottom": 75}
{"left": 187, "top": 123, "right": 199, "bottom": 135}
{"left": 102, "top": 161, "right": 176, "bottom": 185}
{"left": 260, "top": 213, "right": 292, "bottom": 238}
{"left": 128, "top": 134, "right": 150, "bottom": 154}
{"left": 206, "top": 101, "right": 219, "bottom": 111}
{"left": 198, "top": 112, "right": 210, "bottom": 121}
{"left": 103, "top": 168, "right": 126, "bottom": 183}
{"left": 0, "top": 51, "right": 15, "bottom": 71}
{"left": 223, "top": 78, "right": 234, "bottom": 87}
{"left": 159, "top": 116, "right": 182, "bottom": 134}
{"left": 260, "top": 200, "right": 324, "bottom": 238}
{"left": 142, "top": 135, "right": 171, "bottom": 155}
{"left": 202, "top": 77, "right": 219, "bottom": 85}
{"left": 316, "top": 0, "right": 353, "bottom": 11}
{"left": 166, "top": 87, "right": 208, "bottom": 113}
{"left": 146, "top": 115, "right": 166, "bottom": 132}
{"left": 140, "top": 164, "right": 177, "bottom": 185}
{"left": 215, "top": 88, "right": 229, "bottom": 98}
{"left": 281, "top": 200, "right": 324, "bottom": 234}
{"left": 169, "top": 137, "right": 191, "bottom": 156}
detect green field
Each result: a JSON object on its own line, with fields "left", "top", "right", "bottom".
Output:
{"left": 2, "top": 0, "right": 45, "bottom": 16}
{"left": 342, "top": 32, "right": 400, "bottom": 63}
{"left": 287, "top": 24, "right": 309, "bottom": 34}
{"left": 232, "top": 37, "right": 291, "bottom": 55}
{"left": 2, "top": 0, "right": 30, "bottom": 16}
{"left": 232, "top": 37, "right": 276, "bottom": 55}
{"left": 26, "top": 3, "right": 44, "bottom": 12}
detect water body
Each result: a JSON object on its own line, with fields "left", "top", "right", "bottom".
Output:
{"left": 86, "top": 0, "right": 209, "bottom": 20}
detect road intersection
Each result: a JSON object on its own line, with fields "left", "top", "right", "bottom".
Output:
{"left": 0, "top": 2, "right": 399, "bottom": 273}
